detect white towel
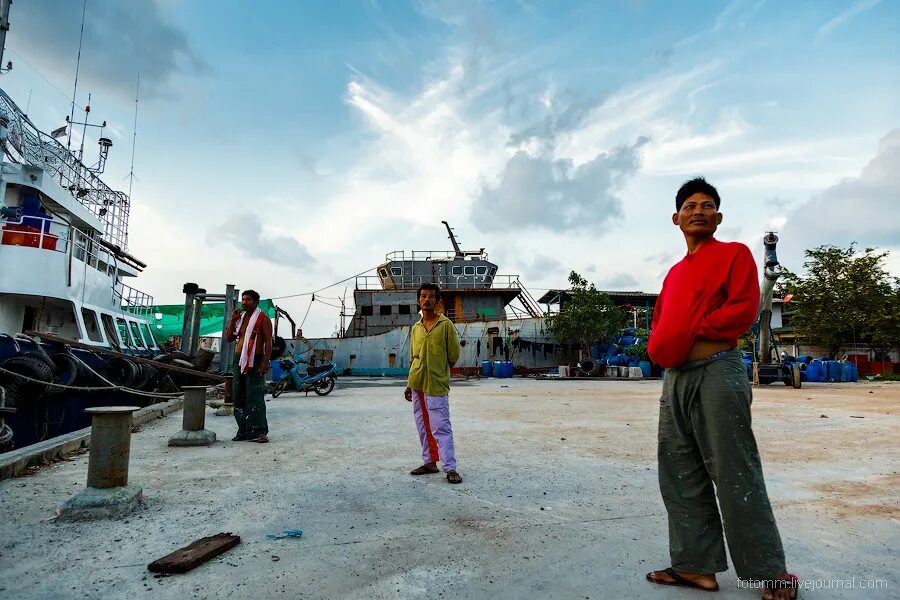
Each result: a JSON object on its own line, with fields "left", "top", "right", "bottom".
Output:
{"left": 234, "top": 308, "right": 263, "bottom": 374}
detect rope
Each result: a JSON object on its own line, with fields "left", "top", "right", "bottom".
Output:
{"left": 0, "top": 365, "right": 184, "bottom": 398}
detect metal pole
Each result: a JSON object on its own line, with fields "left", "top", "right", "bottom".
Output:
{"left": 189, "top": 289, "right": 205, "bottom": 357}
{"left": 180, "top": 283, "right": 198, "bottom": 354}
{"left": 221, "top": 284, "right": 235, "bottom": 369}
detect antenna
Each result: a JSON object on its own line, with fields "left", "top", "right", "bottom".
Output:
{"left": 441, "top": 220, "right": 463, "bottom": 258}
{"left": 127, "top": 73, "right": 140, "bottom": 199}
{"left": 67, "top": 0, "right": 88, "bottom": 152}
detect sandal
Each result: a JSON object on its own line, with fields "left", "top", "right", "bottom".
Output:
{"left": 409, "top": 463, "right": 439, "bottom": 475}
{"left": 446, "top": 471, "right": 462, "bottom": 484}
{"left": 762, "top": 573, "right": 799, "bottom": 599}
{"left": 252, "top": 434, "right": 269, "bottom": 443}
{"left": 646, "top": 568, "right": 719, "bottom": 592}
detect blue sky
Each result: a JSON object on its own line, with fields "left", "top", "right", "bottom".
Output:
{"left": 3, "top": 0, "right": 899, "bottom": 336}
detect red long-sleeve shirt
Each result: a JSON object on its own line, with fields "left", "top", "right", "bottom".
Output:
{"left": 648, "top": 238, "right": 759, "bottom": 369}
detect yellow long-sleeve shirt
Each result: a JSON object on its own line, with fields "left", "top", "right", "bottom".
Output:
{"left": 407, "top": 315, "right": 460, "bottom": 396}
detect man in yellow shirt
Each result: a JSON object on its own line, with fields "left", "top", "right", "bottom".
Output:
{"left": 404, "top": 283, "right": 462, "bottom": 484}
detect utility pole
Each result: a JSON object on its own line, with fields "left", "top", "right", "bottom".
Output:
{"left": 0, "top": 0, "right": 11, "bottom": 71}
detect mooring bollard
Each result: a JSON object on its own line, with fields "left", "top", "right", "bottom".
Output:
{"left": 217, "top": 374, "right": 234, "bottom": 416}
{"left": 58, "top": 406, "right": 143, "bottom": 521}
{"left": 169, "top": 386, "right": 216, "bottom": 446}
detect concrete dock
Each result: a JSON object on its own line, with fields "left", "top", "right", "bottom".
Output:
{"left": 0, "top": 378, "right": 897, "bottom": 599}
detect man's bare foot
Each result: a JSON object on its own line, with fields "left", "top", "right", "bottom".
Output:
{"left": 646, "top": 568, "right": 719, "bottom": 591}
{"left": 761, "top": 573, "right": 798, "bottom": 600}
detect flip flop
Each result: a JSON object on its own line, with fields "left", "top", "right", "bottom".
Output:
{"left": 410, "top": 464, "right": 439, "bottom": 475}
{"left": 252, "top": 435, "right": 269, "bottom": 443}
{"left": 646, "top": 568, "right": 719, "bottom": 592}
{"left": 446, "top": 471, "right": 463, "bottom": 484}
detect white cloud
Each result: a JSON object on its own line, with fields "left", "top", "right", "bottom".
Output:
{"left": 818, "top": 0, "right": 883, "bottom": 39}
{"left": 208, "top": 213, "right": 316, "bottom": 269}
{"left": 778, "top": 129, "right": 900, "bottom": 265}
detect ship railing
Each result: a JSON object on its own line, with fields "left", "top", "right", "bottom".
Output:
{"left": 0, "top": 88, "right": 131, "bottom": 250}
{"left": 384, "top": 249, "right": 489, "bottom": 262}
{"left": 116, "top": 283, "right": 155, "bottom": 316}
{"left": 355, "top": 274, "right": 524, "bottom": 291}
{"left": 0, "top": 213, "right": 122, "bottom": 278}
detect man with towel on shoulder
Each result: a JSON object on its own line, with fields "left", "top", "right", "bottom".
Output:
{"left": 226, "top": 289, "right": 273, "bottom": 443}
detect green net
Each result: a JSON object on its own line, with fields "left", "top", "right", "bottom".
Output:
{"left": 127, "top": 299, "right": 277, "bottom": 344}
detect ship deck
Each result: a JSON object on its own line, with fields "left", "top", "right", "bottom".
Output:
{"left": 1, "top": 378, "right": 897, "bottom": 599}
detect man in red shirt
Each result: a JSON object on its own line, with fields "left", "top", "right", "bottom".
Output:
{"left": 645, "top": 178, "right": 797, "bottom": 600}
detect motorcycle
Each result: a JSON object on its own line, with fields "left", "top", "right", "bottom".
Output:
{"left": 271, "top": 354, "right": 338, "bottom": 398}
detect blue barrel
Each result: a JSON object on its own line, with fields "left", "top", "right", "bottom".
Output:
{"left": 628, "top": 355, "right": 641, "bottom": 367}
{"left": 502, "top": 361, "right": 514, "bottom": 378}
{"left": 839, "top": 362, "right": 858, "bottom": 382}
{"left": 796, "top": 355, "right": 813, "bottom": 364}
{"left": 825, "top": 360, "right": 841, "bottom": 382}
{"left": 742, "top": 352, "right": 753, "bottom": 361}
{"left": 618, "top": 336, "right": 635, "bottom": 347}
{"left": 806, "top": 361, "right": 823, "bottom": 382}
{"left": 270, "top": 360, "right": 283, "bottom": 382}
{"left": 639, "top": 360, "right": 651, "bottom": 377}
{"left": 481, "top": 360, "right": 492, "bottom": 377}
{"left": 606, "top": 344, "right": 619, "bottom": 356}
{"left": 590, "top": 344, "right": 601, "bottom": 359}
{"left": 622, "top": 327, "right": 637, "bottom": 336}
{"left": 742, "top": 358, "right": 753, "bottom": 379}
{"left": 493, "top": 361, "right": 503, "bottom": 377}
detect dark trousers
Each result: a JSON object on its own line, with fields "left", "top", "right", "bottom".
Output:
{"left": 658, "top": 349, "right": 785, "bottom": 580}
{"left": 233, "top": 358, "right": 268, "bottom": 438}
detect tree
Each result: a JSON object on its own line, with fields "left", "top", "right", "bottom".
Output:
{"left": 547, "top": 271, "right": 626, "bottom": 346}
{"left": 778, "top": 244, "right": 900, "bottom": 357}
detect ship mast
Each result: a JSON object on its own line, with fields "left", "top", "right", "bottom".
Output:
{"left": 442, "top": 220, "right": 464, "bottom": 258}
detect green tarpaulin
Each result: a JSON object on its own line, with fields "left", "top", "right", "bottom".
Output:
{"left": 127, "top": 300, "right": 276, "bottom": 344}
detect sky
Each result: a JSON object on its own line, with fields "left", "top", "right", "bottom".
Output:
{"left": 3, "top": 0, "right": 898, "bottom": 337}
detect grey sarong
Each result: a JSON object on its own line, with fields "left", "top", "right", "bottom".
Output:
{"left": 658, "top": 348, "right": 785, "bottom": 579}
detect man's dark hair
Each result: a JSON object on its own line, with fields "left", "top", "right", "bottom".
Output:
{"left": 241, "top": 289, "right": 260, "bottom": 303}
{"left": 675, "top": 177, "right": 721, "bottom": 212}
{"left": 417, "top": 282, "right": 441, "bottom": 299}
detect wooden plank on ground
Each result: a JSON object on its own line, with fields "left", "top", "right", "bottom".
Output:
{"left": 24, "top": 331, "right": 225, "bottom": 383}
{"left": 147, "top": 532, "right": 240, "bottom": 574}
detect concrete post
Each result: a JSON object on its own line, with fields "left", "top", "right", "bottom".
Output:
{"left": 217, "top": 374, "right": 234, "bottom": 417}
{"left": 58, "top": 406, "right": 143, "bottom": 521}
{"left": 168, "top": 386, "right": 216, "bottom": 446}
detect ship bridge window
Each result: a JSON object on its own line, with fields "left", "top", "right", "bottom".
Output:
{"left": 379, "top": 305, "right": 392, "bottom": 316}
{"left": 100, "top": 313, "right": 120, "bottom": 348}
{"left": 379, "top": 268, "right": 389, "bottom": 279}
{"left": 361, "top": 305, "right": 373, "bottom": 316}
{"left": 451, "top": 266, "right": 462, "bottom": 275}
{"left": 489, "top": 266, "right": 497, "bottom": 276}
{"left": 399, "top": 304, "right": 411, "bottom": 315}
{"left": 464, "top": 266, "right": 475, "bottom": 276}
{"left": 476, "top": 266, "right": 487, "bottom": 275}
{"left": 129, "top": 322, "right": 146, "bottom": 348}
{"left": 140, "top": 323, "right": 158, "bottom": 349}
{"left": 81, "top": 309, "right": 103, "bottom": 342}
{"left": 390, "top": 267, "right": 402, "bottom": 276}
{"left": 116, "top": 318, "right": 133, "bottom": 347}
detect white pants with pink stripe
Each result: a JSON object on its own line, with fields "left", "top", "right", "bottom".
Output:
{"left": 411, "top": 389, "right": 457, "bottom": 472}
